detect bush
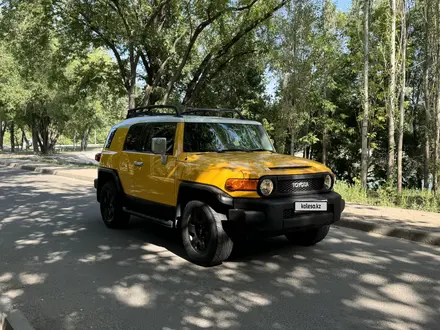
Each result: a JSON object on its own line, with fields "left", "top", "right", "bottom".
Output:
{"left": 334, "top": 181, "right": 440, "bottom": 213}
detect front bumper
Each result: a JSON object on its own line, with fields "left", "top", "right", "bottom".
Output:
{"left": 228, "top": 191, "right": 345, "bottom": 234}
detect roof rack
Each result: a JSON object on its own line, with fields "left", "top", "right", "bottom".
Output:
{"left": 126, "top": 105, "right": 182, "bottom": 119}
{"left": 126, "top": 105, "right": 246, "bottom": 120}
{"left": 182, "top": 107, "right": 245, "bottom": 120}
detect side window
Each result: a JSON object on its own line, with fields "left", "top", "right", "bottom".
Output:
{"left": 184, "top": 123, "right": 217, "bottom": 152}
{"left": 104, "top": 128, "right": 117, "bottom": 149}
{"left": 123, "top": 124, "right": 145, "bottom": 151}
{"left": 141, "top": 123, "right": 177, "bottom": 155}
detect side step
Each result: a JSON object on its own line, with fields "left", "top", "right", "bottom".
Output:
{"left": 124, "top": 208, "right": 174, "bottom": 228}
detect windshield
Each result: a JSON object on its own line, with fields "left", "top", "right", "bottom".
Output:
{"left": 183, "top": 122, "right": 274, "bottom": 153}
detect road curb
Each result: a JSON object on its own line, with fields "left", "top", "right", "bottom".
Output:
{"left": 1, "top": 310, "right": 35, "bottom": 330}
{"left": 336, "top": 218, "right": 440, "bottom": 247}
{"left": 0, "top": 160, "right": 93, "bottom": 183}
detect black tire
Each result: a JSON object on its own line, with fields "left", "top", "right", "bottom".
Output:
{"left": 100, "top": 181, "right": 130, "bottom": 229}
{"left": 285, "top": 225, "right": 330, "bottom": 246}
{"left": 181, "top": 201, "right": 233, "bottom": 266}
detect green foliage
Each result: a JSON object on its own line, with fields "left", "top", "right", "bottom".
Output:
{"left": 334, "top": 180, "right": 368, "bottom": 204}
{"left": 335, "top": 181, "right": 440, "bottom": 213}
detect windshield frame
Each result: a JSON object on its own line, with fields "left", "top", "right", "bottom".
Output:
{"left": 183, "top": 121, "right": 275, "bottom": 153}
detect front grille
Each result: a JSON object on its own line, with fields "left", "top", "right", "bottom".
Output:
{"left": 277, "top": 177, "right": 324, "bottom": 194}
{"left": 283, "top": 209, "right": 295, "bottom": 219}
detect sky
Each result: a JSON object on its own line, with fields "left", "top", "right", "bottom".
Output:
{"left": 335, "top": 0, "right": 352, "bottom": 12}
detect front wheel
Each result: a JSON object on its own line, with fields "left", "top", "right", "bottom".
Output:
{"left": 285, "top": 225, "right": 330, "bottom": 246}
{"left": 181, "top": 201, "right": 233, "bottom": 267}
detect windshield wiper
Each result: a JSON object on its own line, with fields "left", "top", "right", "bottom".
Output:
{"left": 250, "top": 148, "right": 274, "bottom": 153}
{"left": 217, "top": 148, "right": 250, "bottom": 153}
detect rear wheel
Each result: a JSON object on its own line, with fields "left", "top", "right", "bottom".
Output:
{"left": 181, "top": 201, "right": 233, "bottom": 266}
{"left": 285, "top": 225, "right": 330, "bottom": 246}
{"left": 100, "top": 181, "right": 130, "bottom": 228}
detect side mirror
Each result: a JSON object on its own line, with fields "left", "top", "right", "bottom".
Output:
{"left": 152, "top": 137, "right": 167, "bottom": 155}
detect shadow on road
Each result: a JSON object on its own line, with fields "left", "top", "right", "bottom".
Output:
{"left": 1, "top": 166, "right": 440, "bottom": 329}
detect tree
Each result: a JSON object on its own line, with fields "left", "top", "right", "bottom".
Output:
{"left": 423, "top": 0, "right": 432, "bottom": 189}
{"left": 274, "top": 0, "right": 318, "bottom": 155}
{"left": 388, "top": 0, "right": 397, "bottom": 182}
{"left": 434, "top": 0, "right": 440, "bottom": 191}
{"left": 0, "top": 41, "right": 29, "bottom": 151}
{"left": 361, "top": 0, "right": 370, "bottom": 187}
{"left": 62, "top": 49, "right": 126, "bottom": 151}
{"left": 397, "top": 0, "right": 407, "bottom": 194}
{"left": 61, "top": 0, "right": 288, "bottom": 108}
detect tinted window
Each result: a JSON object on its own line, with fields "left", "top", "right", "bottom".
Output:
{"left": 124, "top": 124, "right": 145, "bottom": 151}
{"left": 141, "top": 123, "right": 177, "bottom": 155}
{"left": 184, "top": 123, "right": 274, "bottom": 153}
{"left": 104, "top": 128, "right": 117, "bottom": 149}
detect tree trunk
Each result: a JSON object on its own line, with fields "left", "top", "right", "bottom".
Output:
{"left": 21, "top": 129, "right": 30, "bottom": 150}
{"left": 0, "top": 119, "right": 5, "bottom": 151}
{"left": 127, "top": 48, "right": 139, "bottom": 109}
{"left": 322, "top": 129, "right": 327, "bottom": 165}
{"left": 435, "top": 89, "right": 440, "bottom": 192}
{"left": 424, "top": 0, "right": 431, "bottom": 189}
{"left": 80, "top": 128, "right": 90, "bottom": 152}
{"left": 39, "top": 126, "right": 49, "bottom": 155}
{"left": 397, "top": 0, "right": 407, "bottom": 194}
{"left": 290, "top": 126, "right": 295, "bottom": 156}
{"left": 128, "top": 84, "right": 136, "bottom": 109}
{"left": 388, "top": 0, "right": 397, "bottom": 183}
{"left": 361, "top": 0, "right": 370, "bottom": 188}
{"left": 434, "top": 0, "right": 440, "bottom": 192}
{"left": 32, "top": 125, "right": 39, "bottom": 153}
{"left": 10, "top": 122, "right": 15, "bottom": 152}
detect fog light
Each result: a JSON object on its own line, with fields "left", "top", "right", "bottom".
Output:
{"left": 260, "top": 179, "right": 274, "bottom": 196}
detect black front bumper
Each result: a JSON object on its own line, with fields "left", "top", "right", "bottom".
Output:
{"left": 228, "top": 191, "right": 345, "bottom": 234}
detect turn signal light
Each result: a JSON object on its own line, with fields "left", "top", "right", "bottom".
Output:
{"left": 95, "top": 153, "right": 102, "bottom": 162}
{"left": 225, "top": 179, "right": 258, "bottom": 192}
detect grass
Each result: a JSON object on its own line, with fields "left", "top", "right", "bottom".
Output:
{"left": 335, "top": 181, "right": 440, "bottom": 213}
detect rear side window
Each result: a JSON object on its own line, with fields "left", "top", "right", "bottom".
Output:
{"left": 124, "top": 124, "right": 145, "bottom": 151}
{"left": 104, "top": 128, "right": 117, "bottom": 149}
{"left": 141, "top": 123, "right": 177, "bottom": 155}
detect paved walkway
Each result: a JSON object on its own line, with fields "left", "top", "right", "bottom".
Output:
{"left": 344, "top": 203, "right": 440, "bottom": 234}
{"left": 340, "top": 203, "right": 440, "bottom": 246}
{"left": 0, "top": 158, "right": 96, "bottom": 182}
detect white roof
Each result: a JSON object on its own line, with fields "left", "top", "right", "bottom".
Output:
{"left": 114, "top": 115, "right": 262, "bottom": 129}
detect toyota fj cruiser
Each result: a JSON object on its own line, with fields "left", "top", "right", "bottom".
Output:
{"left": 94, "top": 105, "right": 345, "bottom": 266}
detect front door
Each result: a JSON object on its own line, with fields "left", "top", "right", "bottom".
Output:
{"left": 136, "top": 122, "right": 178, "bottom": 207}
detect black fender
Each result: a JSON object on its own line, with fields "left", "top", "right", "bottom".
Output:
{"left": 96, "top": 168, "right": 125, "bottom": 202}
{"left": 175, "top": 181, "right": 233, "bottom": 226}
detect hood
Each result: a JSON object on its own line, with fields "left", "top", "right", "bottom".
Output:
{"left": 184, "top": 152, "right": 331, "bottom": 178}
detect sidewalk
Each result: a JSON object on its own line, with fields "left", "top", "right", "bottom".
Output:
{"left": 340, "top": 203, "right": 440, "bottom": 246}
{"left": 0, "top": 158, "right": 96, "bottom": 183}
{"left": 1, "top": 157, "right": 439, "bottom": 246}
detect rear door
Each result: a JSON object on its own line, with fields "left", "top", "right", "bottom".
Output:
{"left": 118, "top": 123, "right": 147, "bottom": 197}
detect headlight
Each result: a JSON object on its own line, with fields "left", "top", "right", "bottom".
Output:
{"left": 260, "top": 179, "right": 274, "bottom": 196}
{"left": 324, "top": 174, "right": 333, "bottom": 190}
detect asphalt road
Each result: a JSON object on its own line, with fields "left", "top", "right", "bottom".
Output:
{"left": 1, "top": 166, "right": 440, "bottom": 330}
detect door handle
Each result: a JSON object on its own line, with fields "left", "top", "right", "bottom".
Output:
{"left": 133, "top": 161, "right": 144, "bottom": 167}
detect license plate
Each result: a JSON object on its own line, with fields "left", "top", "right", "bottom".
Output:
{"left": 295, "top": 201, "right": 327, "bottom": 212}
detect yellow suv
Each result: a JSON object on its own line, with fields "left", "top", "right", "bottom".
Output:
{"left": 94, "top": 105, "right": 345, "bottom": 266}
